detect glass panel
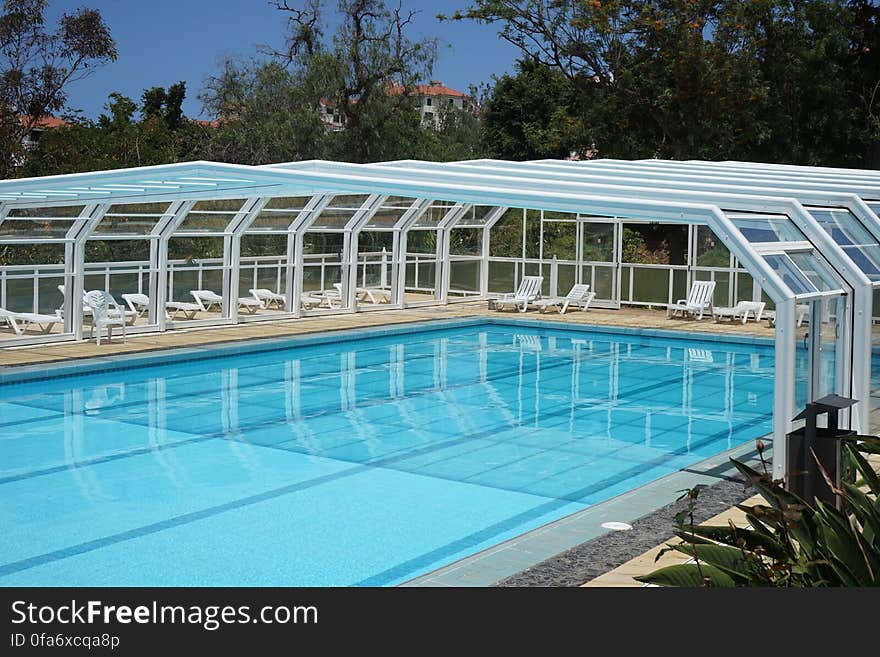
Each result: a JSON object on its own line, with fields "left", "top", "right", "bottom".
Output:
{"left": 177, "top": 212, "right": 236, "bottom": 232}
{"left": 763, "top": 254, "right": 817, "bottom": 295}
{"left": 382, "top": 196, "right": 417, "bottom": 209}
{"left": 787, "top": 251, "right": 843, "bottom": 293}
{"left": 542, "top": 221, "right": 576, "bottom": 260}
{"left": 0, "top": 218, "right": 76, "bottom": 237}
{"left": 415, "top": 201, "right": 457, "bottom": 227}
{"left": 456, "top": 205, "right": 496, "bottom": 226}
{"left": 488, "top": 260, "right": 515, "bottom": 293}
{"left": 557, "top": 264, "right": 576, "bottom": 295}
{"left": 622, "top": 224, "right": 687, "bottom": 264}
{"left": 840, "top": 245, "right": 880, "bottom": 281}
{"left": 192, "top": 199, "right": 246, "bottom": 212}
{"left": 303, "top": 231, "right": 344, "bottom": 255}
{"left": 592, "top": 265, "right": 614, "bottom": 299}
{"left": 264, "top": 196, "right": 311, "bottom": 210}
{"left": 249, "top": 210, "right": 300, "bottom": 231}
{"left": 631, "top": 267, "right": 669, "bottom": 303}
{"left": 808, "top": 208, "right": 880, "bottom": 280}
{"left": 0, "top": 243, "right": 64, "bottom": 266}
{"left": 310, "top": 208, "right": 356, "bottom": 229}
{"left": 449, "top": 228, "right": 481, "bottom": 256}
{"left": 109, "top": 202, "right": 170, "bottom": 214}
{"left": 525, "top": 210, "right": 541, "bottom": 259}
{"left": 167, "top": 236, "right": 224, "bottom": 260}
{"left": 449, "top": 260, "right": 480, "bottom": 293}
{"left": 488, "top": 208, "right": 523, "bottom": 258}
{"left": 93, "top": 215, "right": 162, "bottom": 236}
{"left": 582, "top": 223, "right": 614, "bottom": 262}
{"left": 696, "top": 225, "right": 730, "bottom": 266}
{"left": 406, "top": 229, "right": 438, "bottom": 255}
{"left": 85, "top": 240, "right": 150, "bottom": 263}
{"left": 6, "top": 205, "right": 85, "bottom": 218}
{"left": 736, "top": 272, "right": 755, "bottom": 303}
{"left": 731, "top": 216, "right": 807, "bottom": 242}
{"left": 366, "top": 208, "right": 406, "bottom": 228}
{"left": 327, "top": 194, "right": 369, "bottom": 209}
{"left": 240, "top": 234, "right": 288, "bottom": 258}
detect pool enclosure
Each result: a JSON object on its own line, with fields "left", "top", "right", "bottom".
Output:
{"left": 2, "top": 158, "right": 879, "bottom": 479}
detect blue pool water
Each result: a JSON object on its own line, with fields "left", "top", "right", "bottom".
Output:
{"left": 0, "top": 321, "right": 775, "bottom": 586}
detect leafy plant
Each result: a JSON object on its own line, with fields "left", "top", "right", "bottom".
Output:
{"left": 636, "top": 437, "right": 880, "bottom": 587}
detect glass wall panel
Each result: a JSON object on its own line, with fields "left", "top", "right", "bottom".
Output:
{"left": 762, "top": 254, "right": 817, "bottom": 295}
{"left": 355, "top": 231, "right": 394, "bottom": 307}
{"left": 488, "top": 208, "right": 523, "bottom": 258}
{"left": 404, "top": 228, "right": 439, "bottom": 302}
{"left": 302, "top": 231, "right": 347, "bottom": 310}
{"left": 239, "top": 233, "right": 291, "bottom": 314}
{"left": 807, "top": 208, "right": 880, "bottom": 281}
{"left": 166, "top": 236, "right": 228, "bottom": 320}
{"left": 730, "top": 215, "right": 807, "bottom": 242}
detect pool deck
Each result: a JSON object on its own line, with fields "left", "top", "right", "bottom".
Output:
{"left": 0, "top": 302, "right": 780, "bottom": 369}
{"left": 2, "top": 301, "right": 875, "bottom": 587}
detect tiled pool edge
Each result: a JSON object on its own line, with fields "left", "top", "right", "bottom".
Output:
{"left": 0, "top": 316, "right": 774, "bottom": 386}
{"left": 400, "top": 438, "right": 764, "bottom": 587}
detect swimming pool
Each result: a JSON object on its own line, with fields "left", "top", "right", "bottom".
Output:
{"left": 0, "top": 320, "right": 774, "bottom": 586}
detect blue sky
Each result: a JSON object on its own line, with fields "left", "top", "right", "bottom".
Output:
{"left": 47, "top": 0, "right": 521, "bottom": 120}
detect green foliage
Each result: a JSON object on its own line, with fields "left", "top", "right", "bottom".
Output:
{"left": 453, "top": 0, "right": 880, "bottom": 166}
{"left": 0, "top": 0, "right": 117, "bottom": 176}
{"left": 635, "top": 436, "right": 880, "bottom": 587}
{"left": 482, "top": 58, "right": 578, "bottom": 159}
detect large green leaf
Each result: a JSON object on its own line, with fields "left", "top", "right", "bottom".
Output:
{"left": 843, "top": 443, "right": 880, "bottom": 494}
{"left": 683, "top": 524, "right": 788, "bottom": 560}
{"left": 634, "top": 563, "right": 737, "bottom": 588}
{"left": 668, "top": 543, "right": 752, "bottom": 583}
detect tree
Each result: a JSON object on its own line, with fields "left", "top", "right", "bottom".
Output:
{"left": 0, "top": 0, "right": 116, "bottom": 177}
{"left": 454, "top": 0, "right": 880, "bottom": 166}
{"left": 481, "top": 58, "right": 579, "bottom": 160}
{"left": 273, "top": 0, "right": 438, "bottom": 162}
{"left": 20, "top": 85, "right": 202, "bottom": 176}
{"left": 198, "top": 58, "right": 329, "bottom": 164}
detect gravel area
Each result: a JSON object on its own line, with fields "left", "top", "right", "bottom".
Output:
{"left": 494, "top": 475, "right": 755, "bottom": 587}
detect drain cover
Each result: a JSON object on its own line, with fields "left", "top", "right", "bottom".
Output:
{"left": 601, "top": 521, "right": 633, "bottom": 531}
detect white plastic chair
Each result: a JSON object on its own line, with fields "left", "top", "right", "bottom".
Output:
{"left": 531, "top": 283, "right": 595, "bottom": 314}
{"left": 83, "top": 290, "right": 126, "bottom": 345}
{"left": 667, "top": 280, "right": 716, "bottom": 320}
{"left": 490, "top": 276, "right": 544, "bottom": 313}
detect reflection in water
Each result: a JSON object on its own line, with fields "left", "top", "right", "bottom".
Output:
{"left": 35, "top": 327, "right": 774, "bottom": 503}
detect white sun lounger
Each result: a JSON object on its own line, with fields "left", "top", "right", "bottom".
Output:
{"left": 355, "top": 287, "right": 391, "bottom": 304}
{"left": 713, "top": 301, "right": 766, "bottom": 324}
{"left": 0, "top": 308, "right": 63, "bottom": 335}
{"left": 531, "top": 283, "right": 594, "bottom": 314}
{"left": 764, "top": 304, "right": 810, "bottom": 328}
{"left": 190, "top": 290, "right": 265, "bottom": 315}
{"left": 249, "top": 288, "right": 287, "bottom": 310}
{"left": 121, "top": 293, "right": 203, "bottom": 321}
{"left": 667, "top": 280, "right": 716, "bottom": 320}
{"left": 489, "top": 275, "right": 544, "bottom": 313}
{"left": 328, "top": 283, "right": 392, "bottom": 306}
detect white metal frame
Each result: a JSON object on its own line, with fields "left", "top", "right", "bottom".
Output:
{"left": 2, "top": 157, "right": 877, "bottom": 481}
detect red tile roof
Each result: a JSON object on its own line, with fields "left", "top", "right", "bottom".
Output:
{"left": 19, "top": 115, "right": 68, "bottom": 130}
{"left": 388, "top": 80, "right": 469, "bottom": 98}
